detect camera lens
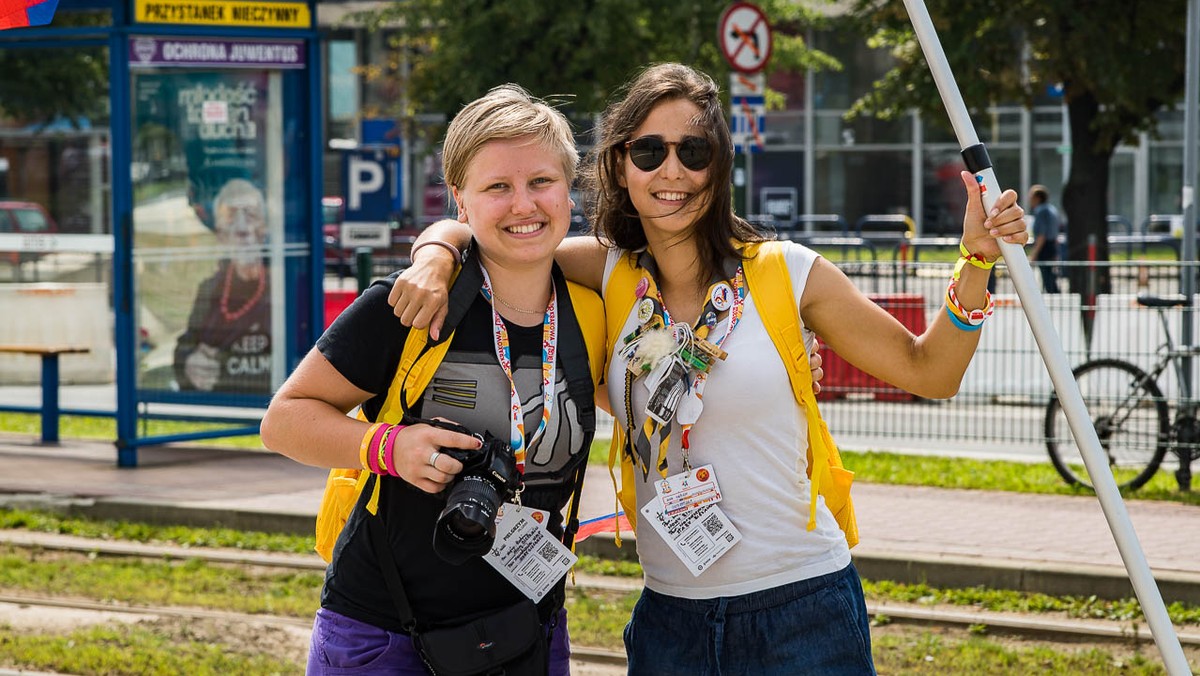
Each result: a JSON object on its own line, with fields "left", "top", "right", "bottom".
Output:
{"left": 433, "top": 475, "right": 503, "bottom": 564}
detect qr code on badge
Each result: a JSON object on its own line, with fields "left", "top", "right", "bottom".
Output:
{"left": 537, "top": 540, "right": 559, "bottom": 563}
{"left": 701, "top": 513, "right": 723, "bottom": 536}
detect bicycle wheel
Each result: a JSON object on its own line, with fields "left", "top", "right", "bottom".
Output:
{"left": 1044, "top": 359, "right": 1169, "bottom": 491}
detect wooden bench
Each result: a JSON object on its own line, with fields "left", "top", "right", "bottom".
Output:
{"left": 0, "top": 345, "right": 90, "bottom": 443}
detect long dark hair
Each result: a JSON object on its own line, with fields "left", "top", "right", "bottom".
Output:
{"left": 582, "top": 63, "right": 765, "bottom": 282}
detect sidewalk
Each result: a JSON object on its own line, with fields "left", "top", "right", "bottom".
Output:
{"left": 1, "top": 433, "right": 1199, "bottom": 605}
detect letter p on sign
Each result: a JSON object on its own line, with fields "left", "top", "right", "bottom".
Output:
{"left": 348, "top": 156, "right": 384, "bottom": 211}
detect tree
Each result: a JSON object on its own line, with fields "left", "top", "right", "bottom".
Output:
{"left": 351, "top": 0, "right": 838, "bottom": 127}
{"left": 843, "top": 0, "right": 1186, "bottom": 293}
{"left": 0, "top": 12, "right": 109, "bottom": 127}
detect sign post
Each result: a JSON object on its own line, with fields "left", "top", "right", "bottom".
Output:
{"left": 718, "top": 2, "right": 772, "bottom": 216}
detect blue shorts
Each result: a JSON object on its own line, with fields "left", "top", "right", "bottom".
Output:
{"left": 624, "top": 563, "right": 875, "bottom": 675}
{"left": 306, "top": 606, "right": 571, "bottom": 675}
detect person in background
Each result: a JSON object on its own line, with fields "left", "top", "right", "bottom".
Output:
{"left": 174, "top": 178, "right": 272, "bottom": 393}
{"left": 262, "top": 84, "right": 604, "bottom": 675}
{"left": 1027, "top": 183, "right": 1062, "bottom": 293}
{"left": 391, "top": 63, "right": 1027, "bottom": 674}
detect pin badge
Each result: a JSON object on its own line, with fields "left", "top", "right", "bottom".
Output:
{"left": 704, "top": 311, "right": 718, "bottom": 329}
{"left": 637, "top": 297, "right": 655, "bottom": 323}
{"left": 635, "top": 277, "right": 650, "bottom": 298}
{"left": 710, "top": 283, "right": 733, "bottom": 311}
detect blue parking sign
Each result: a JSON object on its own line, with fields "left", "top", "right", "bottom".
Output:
{"left": 342, "top": 151, "right": 402, "bottom": 222}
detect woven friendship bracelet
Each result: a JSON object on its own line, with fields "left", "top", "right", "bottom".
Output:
{"left": 381, "top": 424, "right": 406, "bottom": 477}
{"left": 359, "top": 422, "right": 385, "bottom": 471}
{"left": 954, "top": 243, "right": 996, "bottom": 280}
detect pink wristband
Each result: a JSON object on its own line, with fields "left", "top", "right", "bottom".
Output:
{"left": 366, "top": 423, "right": 390, "bottom": 474}
{"left": 381, "top": 424, "right": 406, "bottom": 477}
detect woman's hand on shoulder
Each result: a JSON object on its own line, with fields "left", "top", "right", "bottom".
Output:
{"left": 958, "top": 170, "right": 1028, "bottom": 260}
{"left": 388, "top": 241, "right": 462, "bottom": 340}
{"left": 393, "top": 421, "right": 481, "bottom": 494}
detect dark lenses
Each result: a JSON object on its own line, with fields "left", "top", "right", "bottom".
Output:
{"left": 626, "top": 135, "right": 712, "bottom": 172}
{"left": 676, "top": 136, "right": 713, "bottom": 171}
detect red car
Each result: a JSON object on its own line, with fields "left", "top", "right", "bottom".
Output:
{"left": 0, "top": 200, "right": 58, "bottom": 267}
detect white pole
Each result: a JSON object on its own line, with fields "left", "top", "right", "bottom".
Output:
{"left": 901, "top": 1, "right": 1191, "bottom": 672}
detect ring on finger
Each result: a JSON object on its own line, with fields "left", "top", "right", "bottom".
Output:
{"left": 429, "top": 451, "right": 441, "bottom": 467}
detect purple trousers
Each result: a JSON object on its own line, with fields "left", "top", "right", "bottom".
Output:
{"left": 306, "top": 607, "right": 571, "bottom": 675}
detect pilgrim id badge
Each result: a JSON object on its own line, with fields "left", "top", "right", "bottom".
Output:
{"left": 655, "top": 464, "right": 723, "bottom": 517}
{"left": 483, "top": 504, "right": 577, "bottom": 601}
{"left": 641, "top": 497, "right": 741, "bottom": 577}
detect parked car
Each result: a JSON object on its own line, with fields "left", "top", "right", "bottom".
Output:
{"left": 0, "top": 200, "right": 58, "bottom": 267}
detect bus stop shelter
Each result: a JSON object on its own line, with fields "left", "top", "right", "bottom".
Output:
{"left": 0, "top": 0, "right": 327, "bottom": 465}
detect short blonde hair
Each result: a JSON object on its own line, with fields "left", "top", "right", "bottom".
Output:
{"left": 442, "top": 84, "right": 577, "bottom": 189}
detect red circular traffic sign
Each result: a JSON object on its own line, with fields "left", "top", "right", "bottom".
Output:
{"left": 718, "top": 2, "right": 772, "bottom": 74}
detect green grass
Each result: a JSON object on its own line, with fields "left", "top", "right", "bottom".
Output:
{"left": 841, "top": 449, "right": 1200, "bottom": 507}
{"left": 862, "top": 579, "right": 1200, "bottom": 627}
{"left": 4, "top": 513, "right": 1198, "bottom": 628}
{"left": 0, "top": 508, "right": 314, "bottom": 554}
{"left": 872, "top": 631, "right": 1168, "bottom": 675}
{"left": 0, "top": 530, "right": 1194, "bottom": 673}
{"left": 563, "top": 587, "right": 639, "bottom": 650}
{"left": 1, "top": 412, "right": 264, "bottom": 450}
{"left": 0, "top": 624, "right": 303, "bottom": 675}
{"left": 0, "top": 545, "right": 323, "bottom": 617}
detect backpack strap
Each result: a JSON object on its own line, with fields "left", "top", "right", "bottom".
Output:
{"left": 554, "top": 265, "right": 597, "bottom": 441}
{"left": 357, "top": 247, "right": 486, "bottom": 518}
{"left": 600, "top": 250, "right": 646, "bottom": 538}
{"left": 742, "top": 240, "right": 857, "bottom": 547}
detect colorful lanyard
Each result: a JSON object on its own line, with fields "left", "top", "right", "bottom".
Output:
{"left": 620, "top": 257, "right": 746, "bottom": 473}
{"left": 676, "top": 265, "right": 745, "bottom": 454}
{"left": 479, "top": 264, "right": 558, "bottom": 475}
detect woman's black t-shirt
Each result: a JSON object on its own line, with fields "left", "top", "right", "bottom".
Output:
{"left": 315, "top": 272, "right": 593, "bottom": 631}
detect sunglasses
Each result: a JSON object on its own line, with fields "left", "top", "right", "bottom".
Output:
{"left": 624, "top": 135, "right": 713, "bottom": 172}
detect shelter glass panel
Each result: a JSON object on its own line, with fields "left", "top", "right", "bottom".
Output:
{"left": 131, "top": 62, "right": 311, "bottom": 402}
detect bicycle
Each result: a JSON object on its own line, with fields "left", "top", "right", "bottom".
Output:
{"left": 1044, "top": 294, "right": 1197, "bottom": 491}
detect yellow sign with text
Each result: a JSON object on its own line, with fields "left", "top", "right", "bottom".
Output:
{"left": 135, "top": 0, "right": 310, "bottom": 28}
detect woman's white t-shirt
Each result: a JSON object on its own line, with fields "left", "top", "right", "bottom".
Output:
{"left": 602, "top": 241, "right": 851, "bottom": 599}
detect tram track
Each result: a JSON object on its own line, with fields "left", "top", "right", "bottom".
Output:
{"left": 2, "top": 529, "right": 1198, "bottom": 656}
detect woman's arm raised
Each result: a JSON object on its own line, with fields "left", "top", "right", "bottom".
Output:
{"left": 801, "top": 171, "right": 1027, "bottom": 398}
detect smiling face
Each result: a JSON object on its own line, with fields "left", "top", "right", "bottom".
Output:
{"left": 618, "top": 98, "right": 712, "bottom": 245}
{"left": 451, "top": 136, "right": 572, "bottom": 272}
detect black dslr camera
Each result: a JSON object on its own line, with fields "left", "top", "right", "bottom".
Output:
{"left": 405, "top": 416, "right": 522, "bottom": 565}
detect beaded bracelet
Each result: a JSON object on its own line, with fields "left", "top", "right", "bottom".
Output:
{"left": 945, "top": 279, "right": 995, "bottom": 327}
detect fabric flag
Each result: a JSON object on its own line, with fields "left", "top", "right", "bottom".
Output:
{"left": 574, "top": 511, "right": 634, "bottom": 543}
{"left": 0, "top": 0, "right": 59, "bottom": 29}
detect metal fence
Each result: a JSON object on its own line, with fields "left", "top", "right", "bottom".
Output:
{"left": 816, "top": 254, "right": 1200, "bottom": 463}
